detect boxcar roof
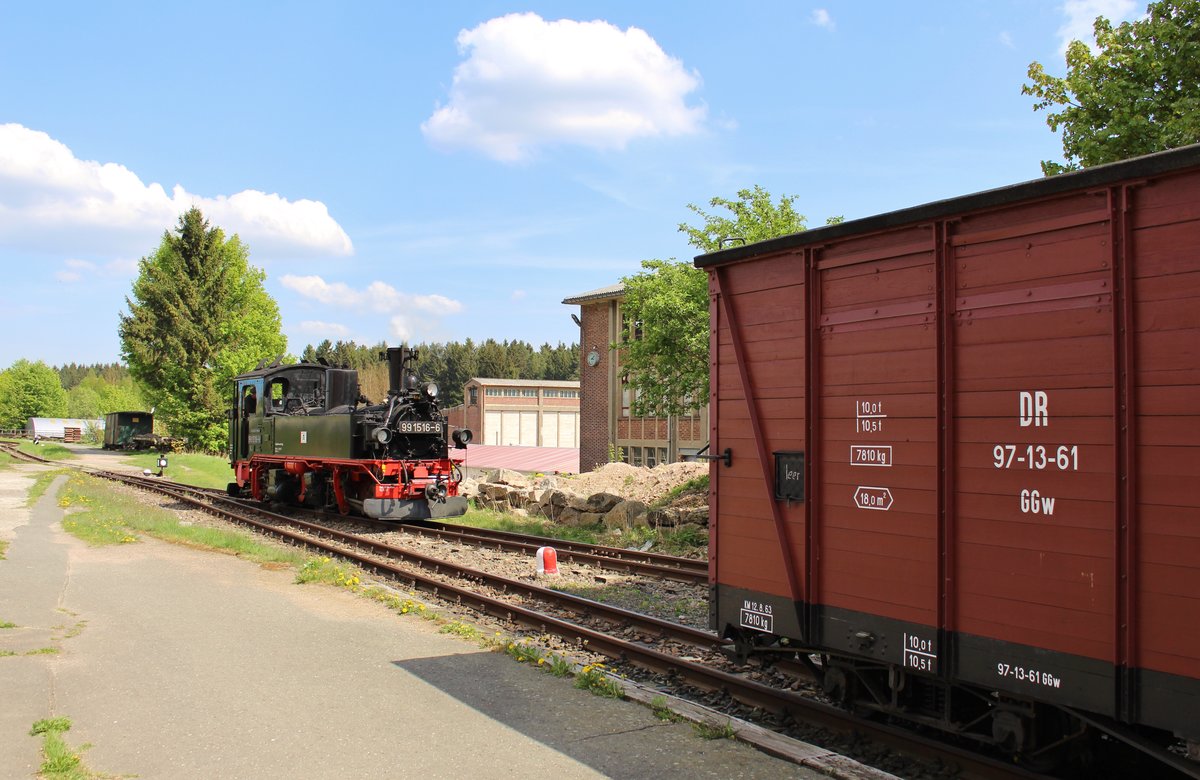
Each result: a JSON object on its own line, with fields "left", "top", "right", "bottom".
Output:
{"left": 695, "top": 143, "right": 1200, "bottom": 269}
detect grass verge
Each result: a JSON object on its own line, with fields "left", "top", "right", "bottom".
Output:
{"left": 55, "top": 471, "right": 306, "bottom": 567}
{"left": 27, "top": 470, "right": 65, "bottom": 508}
{"left": 120, "top": 451, "right": 232, "bottom": 489}
{"left": 19, "top": 442, "right": 75, "bottom": 460}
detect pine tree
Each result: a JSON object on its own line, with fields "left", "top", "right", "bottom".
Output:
{"left": 119, "top": 208, "right": 286, "bottom": 452}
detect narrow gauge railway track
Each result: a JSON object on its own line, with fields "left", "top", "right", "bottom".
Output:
{"left": 188, "top": 485, "right": 710, "bottom": 585}
{"left": 97, "top": 468, "right": 1041, "bottom": 780}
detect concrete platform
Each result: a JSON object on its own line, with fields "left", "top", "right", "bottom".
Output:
{"left": 0, "top": 468, "right": 824, "bottom": 779}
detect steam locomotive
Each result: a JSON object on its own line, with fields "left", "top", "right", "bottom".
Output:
{"left": 227, "top": 346, "right": 470, "bottom": 520}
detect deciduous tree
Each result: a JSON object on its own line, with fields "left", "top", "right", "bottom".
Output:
{"left": 0, "top": 359, "right": 69, "bottom": 429}
{"left": 118, "top": 208, "right": 286, "bottom": 452}
{"left": 619, "top": 187, "right": 830, "bottom": 417}
{"left": 1023, "top": 0, "right": 1200, "bottom": 175}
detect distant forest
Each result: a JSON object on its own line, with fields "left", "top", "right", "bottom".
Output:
{"left": 300, "top": 339, "right": 579, "bottom": 407}
{"left": 37, "top": 339, "right": 579, "bottom": 421}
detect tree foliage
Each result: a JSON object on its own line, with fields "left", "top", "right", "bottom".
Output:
{"left": 1023, "top": 0, "right": 1200, "bottom": 175}
{"left": 0, "top": 359, "right": 69, "bottom": 429}
{"left": 118, "top": 208, "right": 286, "bottom": 452}
{"left": 57, "top": 363, "right": 129, "bottom": 391}
{"left": 65, "top": 373, "right": 145, "bottom": 419}
{"left": 618, "top": 187, "right": 826, "bottom": 417}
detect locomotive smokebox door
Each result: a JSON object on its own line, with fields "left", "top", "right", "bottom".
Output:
{"left": 774, "top": 451, "right": 805, "bottom": 502}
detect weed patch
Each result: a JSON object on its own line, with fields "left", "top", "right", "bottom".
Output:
{"left": 649, "top": 474, "right": 709, "bottom": 509}
{"left": 439, "top": 621, "right": 483, "bottom": 641}
{"left": 574, "top": 663, "right": 624, "bottom": 698}
{"left": 30, "top": 716, "right": 99, "bottom": 779}
{"left": 0, "top": 538, "right": 7, "bottom": 559}
{"left": 693, "top": 720, "right": 736, "bottom": 740}
{"left": 0, "top": 619, "right": 16, "bottom": 629}
{"left": 504, "top": 638, "right": 544, "bottom": 665}
{"left": 296, "top": 559, "right": 436, "bottom": 619}
{"left": 651, "top": 695, "right": 683, "bottom": 723}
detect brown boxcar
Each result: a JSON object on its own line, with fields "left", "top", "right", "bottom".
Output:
{"left": 696, "top": 144, "right": 1200, "bottom": 763}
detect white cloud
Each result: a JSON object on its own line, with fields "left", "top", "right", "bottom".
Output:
{"left": 511, "top": 289, "right": 527, "bottom": 301}
{"left": 281, "top": 274, "right": 463, "bottom": 315}
{"left": 283, "top": 274, "right": 462, "bottom": 344}
{"left": 422, "top": 13, "right": 706, "bottom": 162}
{"left": 390, "top": 315, "right": 413, "bottom": 342}
{"left": 53, "top": 256, "right": 137, "bottom": 283}
{"left": 1056, "top": 0, "right": 1137, "bottom": 53}
{"left": 0, "top": 123, "right": 353, "bottom": 258}
{"left": 999, "top": 31, "right": 1014, "bottom": 48}
{"left": 811, "top": 9, "right": 835, "bottom": 30}
{"left": 297, "top": 320, "right": 351, "bottom": 338}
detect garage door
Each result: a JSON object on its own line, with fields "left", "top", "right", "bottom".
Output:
{"left": 557, "top": 412, "right": 577, "bottom": 448}
{"left": 541, "top": 413, "right": 558, "bottom": 447}
{"left": 484, "top": 411, "right": 502, "bottom": 444}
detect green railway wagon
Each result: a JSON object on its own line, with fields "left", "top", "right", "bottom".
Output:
{"left": 103, "top": 411, "right": 153, "bottom": 450}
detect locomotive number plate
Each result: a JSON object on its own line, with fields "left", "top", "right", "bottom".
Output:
{"left": 398, "top": 421, "right": 441, "bottom": 435}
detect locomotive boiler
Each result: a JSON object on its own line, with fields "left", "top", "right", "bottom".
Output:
{"left": 228, "top": 346, "right": 470, "bottom": 520}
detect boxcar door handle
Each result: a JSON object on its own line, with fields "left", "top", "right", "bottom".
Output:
{"left": 696, "top": 448, "right": 732, "bottom": 467}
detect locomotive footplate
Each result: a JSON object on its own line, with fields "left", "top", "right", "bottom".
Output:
{"left": 363, "top": 496, "right": 468, "bottom": 521}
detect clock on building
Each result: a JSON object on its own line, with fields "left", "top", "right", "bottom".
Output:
{"left": 586, "top": 349, "right": 600, "bottom": 367}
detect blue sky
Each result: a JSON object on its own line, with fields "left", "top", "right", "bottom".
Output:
{"left": 0, "top": 0, "right": 1141, "bottom": 367}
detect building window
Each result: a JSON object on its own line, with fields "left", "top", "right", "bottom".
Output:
{"left": 645, "top": 448, "right": 657, "bottom": 468}
{"left": 659, "top": 448, "right": 668, "bottom": 465}
{"left": 469, "top": 387, "right": 478, "bottom": 405}
{"left": 485, "top": 387, "right": 532, "bottom": 397}
{"left": 544, "top": 389, "right": 579, "bottom": 398}
{"left": 631, "top": 446, "right": 643, "bottom": 467}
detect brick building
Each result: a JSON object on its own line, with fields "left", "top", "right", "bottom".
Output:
{"left": 445, "top": 378, "right": 580, "bottom": 448}
{"left": 562, "top": 283, "right": 708, "bottom": 473}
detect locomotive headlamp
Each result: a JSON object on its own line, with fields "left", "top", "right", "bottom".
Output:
{"left": 452, "top": 428, "right": 472, "bottom": 448}
{"left": 373, "top": 427, "right": 392, "bottom": 444}
{"left": 423, "top": 382, "right": 439, "bottom": 399}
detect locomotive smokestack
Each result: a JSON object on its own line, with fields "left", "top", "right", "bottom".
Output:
{"left": 386, "top": 347, "right": 405, "bottom": 397}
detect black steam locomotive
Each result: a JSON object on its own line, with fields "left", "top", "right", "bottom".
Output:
{"left": 227, "top": 346, "right": 470, "bottom": 520}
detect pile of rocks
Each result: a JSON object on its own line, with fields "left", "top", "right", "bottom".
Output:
{"left": 461, "top": 464, "right": 709, "bottom": 529}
